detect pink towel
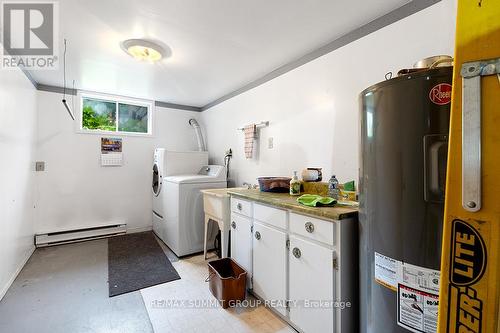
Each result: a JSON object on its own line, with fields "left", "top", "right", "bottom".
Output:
{"left": 244, "top": 124, "right": 257, "bottom": 159}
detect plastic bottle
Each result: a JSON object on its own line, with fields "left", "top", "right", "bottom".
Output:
{"left": 290, "top": 171, "right": 301, "bottom": 196}
{"left": 328, "top": 175, "right": 340, "bottom": 200}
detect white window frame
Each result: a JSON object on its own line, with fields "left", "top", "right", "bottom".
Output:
{"left": 77, "top": 91, "right": 154, "bottom": 137}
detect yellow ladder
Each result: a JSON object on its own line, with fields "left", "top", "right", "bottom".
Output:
{"left": 438, "top": 1, "right": 500, "bottom": 332}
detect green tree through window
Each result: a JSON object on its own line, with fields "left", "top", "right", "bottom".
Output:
{"left": 81, "top": 97, "right": 150, "bottom": 134}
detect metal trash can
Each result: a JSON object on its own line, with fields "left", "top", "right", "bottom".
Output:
{"left": 206, "top": 258, "right": 247, "bottom": 309}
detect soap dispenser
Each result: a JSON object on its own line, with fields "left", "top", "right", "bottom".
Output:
{"left": 290, "top": 171, "right": 301, "bottom": 196}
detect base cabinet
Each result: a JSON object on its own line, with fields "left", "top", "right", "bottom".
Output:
{"left": 289, "top": 235, "right": 335, "bottom": 333}
{"left": 229, "top": 198, "right": 356, "bottom": 333}
{"left": 252, "top": 221, "right": 287, "bottom": 316}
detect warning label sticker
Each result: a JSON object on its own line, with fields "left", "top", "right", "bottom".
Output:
{"left": 397, "top": 263, "right": 440, "bottom": 333}
{"left": 374, "top": 252, "right": 399, "bottom": 291}
{"left": 398, "top": 284, "right": 439, "bottom": 333}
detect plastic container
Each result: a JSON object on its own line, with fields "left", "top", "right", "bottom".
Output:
{"left": 207, "top": 258, "right": 247, "bottom": 309}
{"left": 328, "top": 175, "right": 340, "bottom": 200}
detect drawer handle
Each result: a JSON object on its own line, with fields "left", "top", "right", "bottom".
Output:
{"left": 255, "top": 231, "right": 261, "bottom": 240}
{"left": 292, "top": 247, "right": 302, "bottom": 259}
{"left": 231, "top": 221, "right": 236, "bottom": 229}
{"left": 237, "top": 203, "right": 243, "bottom": 211}
{"left": 305, "top": 222, "right": 315, "bottom": 233}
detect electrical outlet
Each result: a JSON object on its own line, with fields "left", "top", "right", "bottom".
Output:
{"left": 268, "top": 137, "right": 274, "bottom": 149}
{"left": 35, "top": 161, "right": 45, "bottom": 172}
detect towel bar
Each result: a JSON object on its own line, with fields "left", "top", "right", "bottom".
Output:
{"left": 237, "top": 121, "right": 269, "bottom": 131}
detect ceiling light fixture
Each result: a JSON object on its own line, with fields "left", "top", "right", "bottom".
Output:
{"left": 121, "top": 39, "right": 168, "bottom": 63}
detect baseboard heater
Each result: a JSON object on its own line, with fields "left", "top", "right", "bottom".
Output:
{"left": 35, "top": 224, "right": 127, "bottom": 247}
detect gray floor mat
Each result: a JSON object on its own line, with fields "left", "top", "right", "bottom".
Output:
{"left": 108, "top": 232, "right": 180, "bottom": 297}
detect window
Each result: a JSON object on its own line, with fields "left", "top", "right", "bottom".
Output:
{"left": 80, "top": 93, "right": 153, "bottom": 135}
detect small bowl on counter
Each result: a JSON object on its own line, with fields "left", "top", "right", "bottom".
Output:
{"left": 257, "top": 177, "right": 292, "bottom": 193}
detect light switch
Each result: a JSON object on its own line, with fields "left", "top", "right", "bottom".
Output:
{"left": 268, "top": 137, "right": 274, "bottom": 149}
{"left": 35, "top": 161, "right": 45, "bottom": 172}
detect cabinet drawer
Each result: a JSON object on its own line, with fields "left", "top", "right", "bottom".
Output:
{"left": 231, "top": 197, "right": 252, "bottom": 217}
{"left": 253, "top": 203, "right": 287, "bottom": 229}
{"left": 290, "top": 213, "right": 335, "bottom": 246}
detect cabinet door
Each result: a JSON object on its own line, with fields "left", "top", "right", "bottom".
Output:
{"left": 289, "top": 235, "right": 335, "bottom": 333}
{"left": 253, "top": 221, "right": 287, "bottom": 316}
{"left": 230, "top": 213, "right": 252, "bottom": 287}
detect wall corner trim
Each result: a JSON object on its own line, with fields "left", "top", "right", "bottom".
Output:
{"left": 35, "top": 84, "right": 203, "bottom": 112}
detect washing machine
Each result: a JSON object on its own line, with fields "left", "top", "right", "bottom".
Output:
{"left": 159, "top": 165, "right": 227, "bottom": 257}
{"left": 152, "top": 148, "right": 209, "bottom": 245}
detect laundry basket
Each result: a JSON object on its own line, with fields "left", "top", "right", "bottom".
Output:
{"left": 206, "top": 258, "right": 247, "bottom": 309}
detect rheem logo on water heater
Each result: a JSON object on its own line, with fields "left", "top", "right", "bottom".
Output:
{"left": 429, "top": 83, "right": 452, "bottom": 105}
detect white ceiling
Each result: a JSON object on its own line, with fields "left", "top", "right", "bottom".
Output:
{"left": 29, "top": 0, "right": 409, "bottom": 107}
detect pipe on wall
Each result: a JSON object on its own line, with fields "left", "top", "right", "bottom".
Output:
{"left": 188, "top": 119, "right": 206, "bottom": 151}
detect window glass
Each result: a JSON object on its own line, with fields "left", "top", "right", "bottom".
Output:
{"left": 80, "top": 95, "right": 152, "bottom": 135}
{"left": 118, "top": 103, "right": 149, "bottom": 133}
{"left": 82, "top": 98, "right": 116, "bottom": 131}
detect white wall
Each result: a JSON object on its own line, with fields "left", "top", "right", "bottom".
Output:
{"left": 201, "top": 0, "right": 457, "bottom": 187}
{"left": 35, "top": 90, "right": 201, "bottom": 234}
{"left": 0, "top": 68, "right": 37, "bottom": 298}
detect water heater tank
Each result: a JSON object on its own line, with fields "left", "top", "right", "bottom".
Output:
{"left": 359, "top": 67, "right": 452, "bottom": 333}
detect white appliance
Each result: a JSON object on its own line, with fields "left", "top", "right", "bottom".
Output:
{"left": 152, "top": 149, "right": 209, "bottom": 244}
{"left": 152, "top": 148, "right": 226, "bottom": 256}
{"left": 160, "top": 165, "right": 227, "bottom": 257}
